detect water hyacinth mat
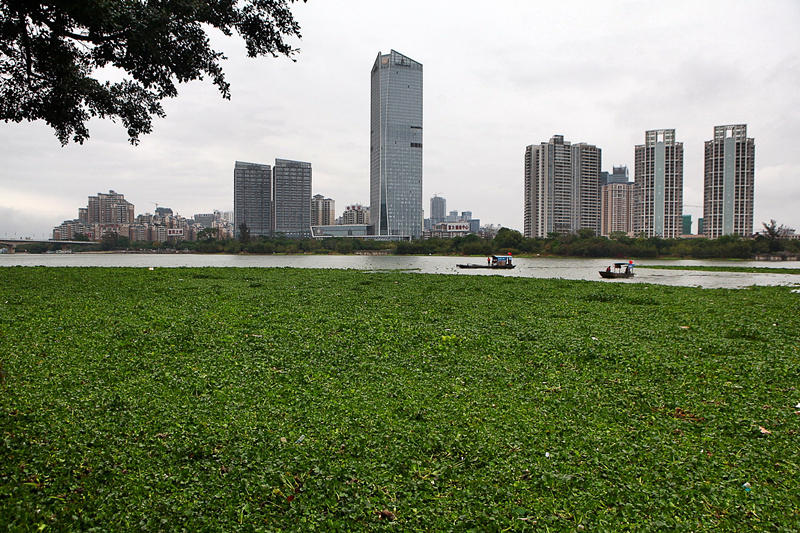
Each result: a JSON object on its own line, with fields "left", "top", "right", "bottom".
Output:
{"left": 1, "top": 267, "right": 799, "bottom": 530}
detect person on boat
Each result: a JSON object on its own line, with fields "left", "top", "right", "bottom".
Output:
{"left": 487, "top": 257, "right": 491, "bottom": 266}
{"left": 606, "top": 266, "right": 611, "bottom": 272}
{"left": 625, "top": 265, "right": 630, "bottom": 274}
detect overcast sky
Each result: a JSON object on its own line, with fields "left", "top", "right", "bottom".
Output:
{"left": 1, "top": 0, "right": 799, "bottom": 238}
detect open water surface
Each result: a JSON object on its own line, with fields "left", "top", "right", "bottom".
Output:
{"left": 1, "top": 253, "right": 799, "bottom": 289}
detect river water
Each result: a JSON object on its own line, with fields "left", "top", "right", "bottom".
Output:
{"left": 1, "top": 253, "right": 798, "bottom": 289}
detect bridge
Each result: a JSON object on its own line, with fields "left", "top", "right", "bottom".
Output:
{"left": 0, "top": 238, "right": 96, "bottom": 253}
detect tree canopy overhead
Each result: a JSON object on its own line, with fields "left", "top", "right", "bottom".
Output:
{"left": 0, "top": 0, "right": 304, "bottom": 145}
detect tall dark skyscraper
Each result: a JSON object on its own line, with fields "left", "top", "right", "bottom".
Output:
{"left": 273, "top": 158, "right": 312, "bottom": 238}
{"left": 234, "top": 161, "right": 272, "bottom": 238}
{"left": 370, "top": 50, "right": 423, "bottom": 238}
{"left": 703, "top": 124, "right": 755, "bottom": 238}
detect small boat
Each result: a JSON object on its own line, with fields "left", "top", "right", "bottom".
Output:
{"left": 599, "top": 261, "right": 635, "bottom": 279}
{"left": 458, "top": 255, "right": 516, "bottom": 269}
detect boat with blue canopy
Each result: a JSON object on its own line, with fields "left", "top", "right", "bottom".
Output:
{"left": 457, "top": 255, "right": 515, "bottom": 269}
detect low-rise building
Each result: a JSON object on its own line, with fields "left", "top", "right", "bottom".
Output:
{"left": 311, "top": 224, "right": 408, "bottom": 241}
{"left": 312, "top": 224, "right": 370, "bottom": 238}
{"left": 424, "top": 222, "right": 471, "bottom": 239}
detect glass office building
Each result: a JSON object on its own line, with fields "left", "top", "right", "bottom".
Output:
{"left": 370, "top": 50, "right": 423, "bottom": 238}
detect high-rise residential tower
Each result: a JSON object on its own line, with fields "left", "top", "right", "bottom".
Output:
{"left": 524, "top": 135, "right": 602, "bottom": 238}
{"left": 87, "top": 190, "right": 135, "bottom": 224}
{"left": 573, "top": 143, "right": 602, "bottom": 234}
{"left": 234, "top": 161, "right": 272, "bottom": 238}
{"left": 311, "top": 194, "right": 335, "bottom": 226}
{"left": 430, "top": 195, "right": 446, "bottom": 225}
{"left": 370, "top": 50, "right": 423, "bottom": 238}
{"left": 601, "top": 184, "right": 635, "bottom": 237}
{"left": 634, "top": 129, "right": 684, "bottom": 238}
{"left": 273, "top": 159, "right": 312, "bottom": 238}
{"left": 702, "top": 124, "right": 755, "bottom": 238}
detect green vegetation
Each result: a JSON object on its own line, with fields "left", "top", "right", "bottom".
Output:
{"left": 2, "top": 268, "right": 799, "bottom": 530}
{"left": 37, "top": 227, "right": 800, "bottom": 260}
{"left": 638, "top": 265, "right": 800, "bottom": 275}
{"left": 467, "top": 229, "right": 799, "bottom": 260}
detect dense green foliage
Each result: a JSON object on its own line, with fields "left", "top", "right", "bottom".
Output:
{"left": 469, "top": 229, "right": 800, "bottom": 259}
{"left": 33, "top": 227, "right": 800, "bottom": 260}
{"left": 0, "top": 0, "right": 304, "bottom": 144}
{"left": 638, "top": 265, "right": 800, "bottom": 275}
{"left": 1, "top": 268, "right": 799, "bottom": 529}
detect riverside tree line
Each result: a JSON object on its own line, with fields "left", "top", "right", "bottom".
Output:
{"left": 17, "top": 222, "right": 800, "bottom": 259}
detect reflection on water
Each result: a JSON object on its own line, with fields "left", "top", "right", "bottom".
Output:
{"left": 1, "top": 253, "right": 799, "bottom": 289}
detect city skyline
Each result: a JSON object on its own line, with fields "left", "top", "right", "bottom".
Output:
{"left": 52, "top": 189, "right": 235, "bottom": 242}
{"left": 1, "top": 1, "right": 799, "bottom": 238}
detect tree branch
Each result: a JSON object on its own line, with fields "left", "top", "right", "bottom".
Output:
{"left": 60, "top": 29, "right": 127, "bottom": 44}
{"left": 26, "top": 8, "right": 128, "bottom": 45}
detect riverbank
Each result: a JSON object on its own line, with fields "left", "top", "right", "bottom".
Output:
{"left": 11, "top": 227, "right": 800, "bottom": 260}
{"left": 0, "top": 247, "right": 764, "bottom": 258}
{"left": 1, "top": 268, "right": 799, "bottom": 529}
{"left": 638, "top": 265, "right": 800, "bottom": 275}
